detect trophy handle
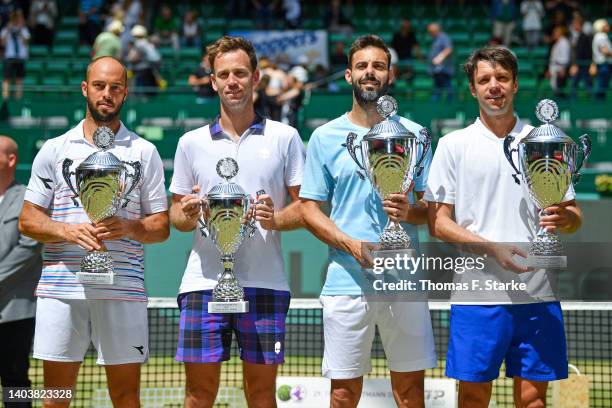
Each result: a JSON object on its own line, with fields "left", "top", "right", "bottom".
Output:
{"left": 503, "top": 135, "right": 521, "bottom": 185}
{"left": 247, "top": 189, "right": 266, "bottom": 237}
{"left": 198, "top": 198, "right": 210, "bottom": 237}
{"left": 61, "top": 158, "right": 80, "bottom": 206}
{"left": 573, "top": 134, "right": 591, "bottom": 184}
{"left": 121, "top": 161, "right": 142, "bottom": 208}
{"left": 342, "top": 132, "right": 366, "bottom": 180}
{"left": 415, "top": 128, "right": 432, "bottom": 177}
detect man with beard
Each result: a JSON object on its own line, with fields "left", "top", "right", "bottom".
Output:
{"left": 169, "top": 36, "right": 305, "bottom": 407}
{"left": 19, "top": 56, "right": 169, "bottom": 407}
{"left": 298, "top": 35, "right": 436, "bottom": 407}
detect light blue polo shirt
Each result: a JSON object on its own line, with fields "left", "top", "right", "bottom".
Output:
{"left": 300, "top": 113, "right": 432, "bottom": 295}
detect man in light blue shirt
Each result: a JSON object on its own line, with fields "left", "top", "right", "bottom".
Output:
{"left": 299, "top": 35, "right": 436, "bottom": 407}
{"left": 427, "top": 23, "right": 454, "bottom": 102}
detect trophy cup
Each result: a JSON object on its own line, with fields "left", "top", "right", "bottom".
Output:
{"left": 503, "top": 99, "right": 591, "bottom": 268}
{"left": 344, "top": 95, "right": 431, "bottom": 258}
{"left": 198, "top": 157, "right": 260, "bottom": 313}
{"left": 62, "top": 126, "right": 141, "bottom": 284}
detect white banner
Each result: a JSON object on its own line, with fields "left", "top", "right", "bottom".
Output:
{"left": 228, "top": 30, "right": 329, "bottom": 68}
{"left": 276, "top": 377, "right": 456, "bottom": 408}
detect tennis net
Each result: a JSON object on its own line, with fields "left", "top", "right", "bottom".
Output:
{"left": 19, "top": 299, "right": 612, "bottom": 407}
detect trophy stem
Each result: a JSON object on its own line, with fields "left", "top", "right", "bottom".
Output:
{"left": 213, "top": 255, "right": 245, "bottom": 302}
{"left": 380, "top": 218, "right": 411, "bottom": 250}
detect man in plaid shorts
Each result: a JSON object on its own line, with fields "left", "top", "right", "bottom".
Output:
{"left": 169, "top": 36, "right": 305, "bottom": 407}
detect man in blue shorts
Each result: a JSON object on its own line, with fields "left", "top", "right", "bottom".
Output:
{"left": 169, "top": 36, "right": 305, "bottom": 408}
{"left": 299, "top": 35, "right": 436, "bottom": 407}
{"left": 425, "top": 46, "right": 583, "bottom": 407}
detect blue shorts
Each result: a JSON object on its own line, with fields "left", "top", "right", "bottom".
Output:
{"left": 446, "top": 302, "right": 568, "bottom": 382}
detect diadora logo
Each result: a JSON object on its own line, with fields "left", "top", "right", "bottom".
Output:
{"left": 274, "top": 341, "right": 282, "bottom": 354}
{"left": 132, "top": 345, "right": 145, "bottom": 355}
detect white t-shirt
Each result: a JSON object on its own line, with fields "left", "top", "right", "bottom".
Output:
{"left": 549, "top": 36, "right": 571, "bottom": 70}
{"left": 169, "top": 117, "right": 305, "bottom": 293}
{"left": 593, "top": 32, "right": 612, "bottom": 64}
{"left": 520, "top": 0, "right": 544, "bottom": 31}
{"left": 425, "top": 118, "right": 575, "bottom": 303}
{"left": 25, "top": 120, "right": 168, "bottom": 301}
{"left": 1, "top": 26, "right": 30, "bottom": 60}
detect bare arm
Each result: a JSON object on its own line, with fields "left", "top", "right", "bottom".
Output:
{"left": 428, "top": 201, "right": 529, "bottom": 273}
{"left": 95, "top": 212, "right": 170, "bottom": 244}
{"left": 256, "top": 186, "right": 305, "bottom": 231}
{"left": 299, "top": 198, "right": 374, "bottom": 266}
{"left": 169, "top": 191, "right": 201, "bottom": 232}
{"left": 19, "top": 201, "right": 105, "bottom": 251}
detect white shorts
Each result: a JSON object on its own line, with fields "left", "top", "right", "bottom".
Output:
{"left": 321, "top": 295, "right": 437, "bottom": 379}
{"left": 33, "top": 297, "right": 148, "bottom": 365}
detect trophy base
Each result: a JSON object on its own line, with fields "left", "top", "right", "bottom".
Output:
{"left": 76, "top": 272, "right": 115, "bottom": 285}
{"left": 208, "top": 301, "right": 249, "bottom": 314}
{"left": 526, "top": 255, "right": 567, "bottom": 269}
{"left": 372, "top": 248, "right": 417, "bottom": 262}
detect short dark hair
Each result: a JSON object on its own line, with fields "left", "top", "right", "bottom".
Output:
{"left": 348, "top": 35, "right": 391, "bottom": 69}
{"left": 463, "top": 47, "right": 518, "bottom": 87}
{"left": 207, "top": 36, "right": 258, "bottom": 73}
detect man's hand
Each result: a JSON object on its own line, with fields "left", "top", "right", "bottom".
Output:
{"left": 62, "top": 223, "right": 106, "bottom": 251}
{"left": 489, "top": 243, "right": 531, "bottom": 273}
{"left": 540, "top": 205, "right": 576, "bottom": 233}
{"left": 346, "top": 239, "right": 378, "bottom": 268}
{"left": 180, "top": 186, "right": 203, "bottom": 224}
{"left": 255, "top": 194, "right": 276, "bottom": 230}
{"left": 383, "top": 193, "right": 411, "bottom": 223}
{"left": 94, "top": 216, "right": 133, "bottom": 241}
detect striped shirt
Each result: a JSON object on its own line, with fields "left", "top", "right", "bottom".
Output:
{"left": 25, "top": 120, "right": 168, "bottom": 301}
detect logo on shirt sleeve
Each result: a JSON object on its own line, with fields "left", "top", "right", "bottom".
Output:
{"left": 38, "top": 176, "right": 53, "bottom": 190}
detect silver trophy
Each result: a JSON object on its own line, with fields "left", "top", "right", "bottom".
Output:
{"left": 504, "top": 99, "right": 591, "bottom": 268}
{"left": 198, "top": 157, "right": 261, "bottom": 313}
{"left": 344, "top": 95, "right": 431, "bottom": 257}
{"left": 62, "top": 126, "right": 141, "bottom": 284}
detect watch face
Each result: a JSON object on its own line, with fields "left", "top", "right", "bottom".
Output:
{"left": 216, "top": 157, "right": 239, "bottom": 181}
{"left": 535, "top": 99, "right": 559, "bottom": 124}
{"left": 376, "top": 95, "right": 398, "bottom": 119}
{"left": 93, "top": 126, "right": 115, "bottom": 150}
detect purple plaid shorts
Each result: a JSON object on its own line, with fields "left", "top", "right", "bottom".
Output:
{"left": 176, "top": 288, "right": 290, "bottom": 364}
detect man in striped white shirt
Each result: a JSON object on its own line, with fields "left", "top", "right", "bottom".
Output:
{"left": 19, "top": 56, "right": 169, "bottom": 407}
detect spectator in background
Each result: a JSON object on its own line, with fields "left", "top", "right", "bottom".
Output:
{"left": 544, "top": 10, "right": 568, "bottom": 47}
{"left": 28, "top": 0, "right": 57, "bottom": 50}
{"left": 0, "top": 136, "right": 42, "bottom": 408}
{"left": 545, "top": 0, "right": 578, "bottom": 23}
{"left": 491, "top": 0, "right": 518, "bottom": 47}
{"left": 520, "top": 0, "right": 544, "bottom": 50}
{"left": 427, "top": 22, "right": 454, "bottom": 102}
{"left": 78, "top": 0, "right": 103, "bottom": 46}
{"left": 1, "top": 10, "right": 29, "bottom": 100}
{"left": 324, "top": 0, "right": 352, "bottom": 37}
{"left": 592, "top": 19, "right": 611, "bottom": 100}
{"left": 181, "top": 10, "right": 201, "bottom": 49}
{"left": 93, "top": 19, "right": 123, "bottom": 59}
{"left": 548, "top": 25, "right": 571, "bottom": 98}
{"left": 127, "top": 24, "right": 161, "bottom": 97}
{"left": 252, "top": 0, "right": 278, "bottom": 30}
{"left": 330, "top": 41, "right": 346, "bottom": 72}
{"left": 569, "top": 14, "right": 593, "bottom": 99}
{"left": 283, "top": 0, "right": 301, "bottom": 29}
{"left": 392, "top": 20, "right": 421, "bottom": 62}
{"left": 152, "top": 4, "right": 179, "bottom": 51}
{"left": 188, "top": 49, "right": 214, "bottom": 104}
{"left": 123, "top": 0, "right": 143, "bottom": 30}
{"left": 278, "top": 65, "right": 306, "bottom": 128}
{"left": 262, "top": 60, "right": 288, "bottom": 121}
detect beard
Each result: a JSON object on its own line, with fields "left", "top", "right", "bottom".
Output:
{"left": 352, "top": 74, "right": 389, "bottom": 106}
{"left": 87, "top": 97, "right": 124, "bottom": 123}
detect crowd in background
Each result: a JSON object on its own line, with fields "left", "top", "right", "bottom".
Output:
{"left": 0, "top": 0, "right": 608, "bottom": 105}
